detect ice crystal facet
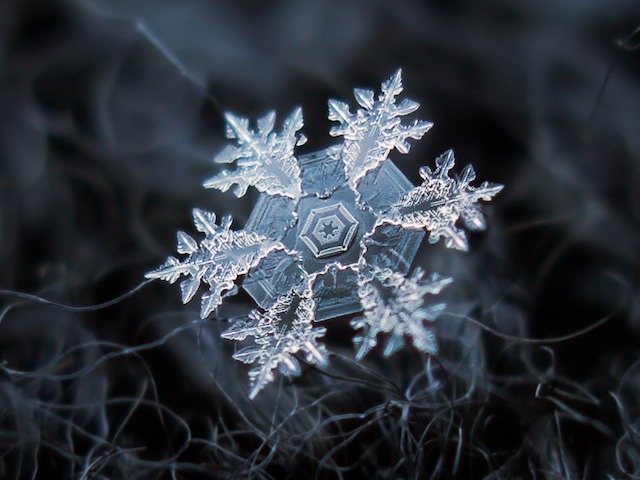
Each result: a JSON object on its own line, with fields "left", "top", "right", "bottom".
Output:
{"left": 148, "top": 71, "right": 502, "bottom": 398}
{"left": 243, "top": 151, "right": 424, "bottom": 320}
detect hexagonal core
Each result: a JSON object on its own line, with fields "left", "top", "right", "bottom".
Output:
{"left": 311, "top": 215, "right": 344, "bottom": 244}
{"left": 243, "top": 148, "right": 425, "bottom": 321}
{"left": 300, "top": 202, "right": 359, "bottom": 258}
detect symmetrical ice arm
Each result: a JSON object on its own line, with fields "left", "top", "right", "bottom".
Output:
{"left": 352, "top": 265, "right": 452, "bottom": 361}
{"left": 145, "top": 208, "right": 284, "bottom": 319}
{"left": 222, "top": 287, "right": 328, "bottom": 399}
{"left": 204, "top": 109, "right": 306, "bottom": 199}
{"left": 328, "top": 69, "right": 433, "bottom": 189}
{"left": 383, "top": 150, "right": 503, "bottom": 251}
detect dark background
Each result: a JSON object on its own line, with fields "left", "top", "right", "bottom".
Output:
{"left": 1, "top": 0, "right": 639, "bottom": 478}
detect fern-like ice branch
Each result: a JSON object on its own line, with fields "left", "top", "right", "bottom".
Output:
{"left": 204, "top": 109, "right": 307, "bottom": 198}
{"left": 383, "top": 149, "right": 503, "bottom": 251}
{"left": 328, "top": 69, "right": 433, "bottom": 190}
{"left": 222, "top": 287, "right": 327, "bottom": 399}
{"left": 146, "top": 209, "right": 285, "bottom": 319}
{"left": 352, "top": 265, "right": 452, "bottom": 360}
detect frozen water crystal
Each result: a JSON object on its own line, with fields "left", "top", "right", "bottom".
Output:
{"left": 243, "top": 149, "right": 425, "bottom": 321}
{"left": 147, "top": 70, "right": 502, "bottom": 398}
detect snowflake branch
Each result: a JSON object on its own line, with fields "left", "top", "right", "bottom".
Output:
{"left": 146, "top": 208, "right": 285, "bottom": 319}
{"left": 204, "top": 109, "right": 307, "bottom": 198}
{"left": 328, "top": 69, "right": 433, "bottom": 190}
{"left": 352, "top": 266, "right": 452, "bottom": 360}
{"left": 382, "top": 149, "right": 503, "bottom": 251}
{"left": 221, "top": 285, "right": 328, "bottom": 399}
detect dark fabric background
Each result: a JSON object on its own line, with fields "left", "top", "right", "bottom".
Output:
{"left": 0, "top": 0, "right": 639, "bottom": 478}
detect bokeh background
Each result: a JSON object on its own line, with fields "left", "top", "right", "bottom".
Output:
{"left": 1, "top": 0, "right": 639, "bottom": 478}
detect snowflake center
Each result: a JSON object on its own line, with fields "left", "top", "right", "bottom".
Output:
{"left": 300, "top": 202, "right": 359, "bottom": 259}
{"left": 319, "top": 221, "right": 339, "bottom": 240}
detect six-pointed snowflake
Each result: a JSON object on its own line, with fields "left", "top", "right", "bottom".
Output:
{"left": 147, "top": 70, "right": 503, "bottom": 398}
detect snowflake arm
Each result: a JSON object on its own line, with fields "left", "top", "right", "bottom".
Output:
{"left": 145, "top": 209, "right": 285, "bottom": 319}
{"left": 328, "top": 69, "right": 433, "bottom": 189}
{"left": 221, "top": 288, "right": 328, "bottom": 399}
{"left": 351, "top": 266, "right": 452, "bottom": 360}
{"left": 383, "top": 149, "right": 503, "bottom": 251}
{"left": 203, "top": 109, "right": 307, "bottom": 198}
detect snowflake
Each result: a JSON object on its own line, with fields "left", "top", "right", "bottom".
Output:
{"left": 147, "top": 70, "right": 502, "bottom": 398}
